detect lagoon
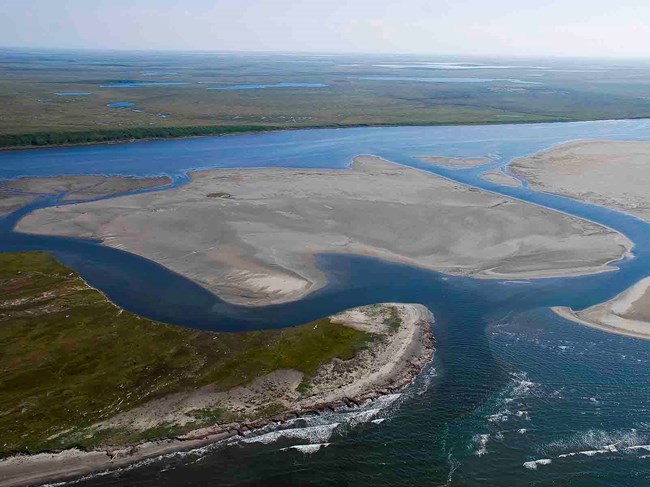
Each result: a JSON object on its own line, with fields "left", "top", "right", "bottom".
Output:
{"left": 2, "top": 120, "right": 650, "bottom": 485}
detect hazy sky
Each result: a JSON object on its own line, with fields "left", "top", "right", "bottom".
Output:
{"left": 1, "top": 0, "right": 649, "bottom": 57}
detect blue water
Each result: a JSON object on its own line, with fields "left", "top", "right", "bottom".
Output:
{"left": 2, "top": 120, "right": 650, "bottom": 485}
{"left": 206, "top": 82, "right": 328, "bottom": 90}
{"left": 106, "top": 101, "right": 135, "bottom": 109}
{"left": 100, "top": 81, "right": 191, "bottom": 88}
{"left": 55, "top": 92, "right": 91, "bottom": 96}
{"left": 359, "top": 76, "right": 542, "bottom": 84}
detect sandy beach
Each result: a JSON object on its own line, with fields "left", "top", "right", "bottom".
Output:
{"left": 15, "top": 156, "right": 630, "bottom": 306}
{"left": 510, "top": 140, "right": 650, "bottom": 221}
{"left": 0, "top": 303, "right": 434, "bottom": 487}
{"left": 554, "top": 277, "right": 650, "bottom": 341}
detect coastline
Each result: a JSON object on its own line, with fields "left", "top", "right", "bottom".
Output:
{"left": 0, "top": 303, "right": 435, "bottom": 487}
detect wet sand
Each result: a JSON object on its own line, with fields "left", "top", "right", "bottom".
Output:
{"left": 555, "top": 277, "right": 650, "bottom": 341}
{"left": 15, "top": 156, "right": 630, "bottom": 306}
{"left": 510, "top": 140, "right": 650, "bottom": 221}
{"left": 0, "top": 303, "right": 434, "bottom": 487}
{"left": 0, "top": 175, "right": 171, "bottom": 216}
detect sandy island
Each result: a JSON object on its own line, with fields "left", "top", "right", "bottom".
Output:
{"left": 0, "top": 174, "right": 171, "bottom": 216}
{"left": 0, "top": 302, "right": 434, "bottom": 487}
{"left": 15, "top": 156, "right": 631, "bottom": 306}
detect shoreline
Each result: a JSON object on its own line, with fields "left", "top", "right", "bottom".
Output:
{"left": 0, "top": 303, "right": 435, "bottom": 487}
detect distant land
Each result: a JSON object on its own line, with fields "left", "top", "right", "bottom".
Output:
{"left": 3, "top": 49, "right": 650, "bottom": 148}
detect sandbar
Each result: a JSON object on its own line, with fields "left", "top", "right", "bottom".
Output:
{"left": 554, "top": 277, "right": 650, "bottom": 340}
{"left": 15, "top": 156, "right": 631, "bottom": 306}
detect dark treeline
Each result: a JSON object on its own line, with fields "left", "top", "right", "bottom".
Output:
{"left": 0, "top": 125, "right": 283, "bottom": 148}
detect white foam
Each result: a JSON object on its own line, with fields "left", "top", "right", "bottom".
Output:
{"left": 523, "top": 459, "right": 552, "bottom": 470}
{"left": 474, "top": 434, "right": 490, "bottom": 457}
{"left": 518, "top": 429, "right": 528, "bottom": 434}
{"left": 371, "top": 418, "right": 386, "bottom": 424}
{"left": 283, "top": 443, "right": 330, "bottom": 455}
{"left": 243, "top": 423, "right": 339, "bottom": 445}
{"left": 347, "top": 408, "right": 382, "bottom": 425}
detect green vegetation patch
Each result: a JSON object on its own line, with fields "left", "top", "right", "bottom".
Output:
{"left": 0, "top": 251, "right": 371, "bottom": 456}
{"left": 383, "top": 306, "right": 402, "bottom": 333}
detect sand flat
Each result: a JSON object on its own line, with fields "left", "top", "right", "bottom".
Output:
{"left": 16, "top": 156, "right": 630, "bottom": 306}
{"left": 510, "top": 140, "right": 650, "bottom": 221}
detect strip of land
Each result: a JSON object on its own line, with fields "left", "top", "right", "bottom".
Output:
{"left": 15, "top": 156, "right": 631, "bottom": 306}
{"left": 554, "top": 277, "right": 650, "bottom": 340}
{"left": 418, "top": 155, "right": 491, "bottom": 168}
{"left": 0, "top": 175, "right": 171, "bottom": 216}
{"left": 480, "top": 168, "right": 522, "bottom": 187}
{"left": 510, "top": 140, "right": 650, "bottom": 221}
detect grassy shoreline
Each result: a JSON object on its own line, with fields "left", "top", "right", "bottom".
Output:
{"left": 0, "top": 118, "right": 580, "bottom": 150}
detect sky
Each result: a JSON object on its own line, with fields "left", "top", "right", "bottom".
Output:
{"left": 1, "top": 0, "right": 650, "bottom": 58}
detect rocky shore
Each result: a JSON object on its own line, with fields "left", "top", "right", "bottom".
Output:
{"left": 0, "top": 303, "right": 434, "bottom": 487}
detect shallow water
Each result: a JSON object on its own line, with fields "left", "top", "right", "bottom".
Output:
{"left": 2, "top": 120, "right": 650, "bottom": 485}
{"left": 206, "top": 82, "right": 328, "bottom": 90}
{"left": 106, "top": 101, "right": 135, "bottom": 108}
{"left": 359, "top": 76, "right": 542, "bottom": 84}
{"left": 100, "top": 81, "right": 191, "bottom": 88}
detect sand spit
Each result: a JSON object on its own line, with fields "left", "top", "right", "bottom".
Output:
{"left": 16, "top": 156, "right": 630, "bottom": 306}
{"left": 418, "top": 155, "right": 491, "bottom": 169}
{"left": 0, "top": 303, "right": 434, "bottom": 487}
{"left": 510, "top": 140, "right": 650, "bottom": 221}
{"left": 0, "top": 175, "right": 171, "bottom": 216}
{"left": 480, "top": 168, "right": 522, "bottom": 187}
{"left": 554, "top": 277, "right": 650, "bottom": 340}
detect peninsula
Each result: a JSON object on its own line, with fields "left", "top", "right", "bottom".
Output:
{"left": 0, "top": 251, "right": 434, "bottom": 486}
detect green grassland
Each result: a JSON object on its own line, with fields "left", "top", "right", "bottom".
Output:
{"left": 3, "top": 50, "right": 650, "bottom": 147}
{"left": 0, "top": 251, "right": 371, "bottom": 456}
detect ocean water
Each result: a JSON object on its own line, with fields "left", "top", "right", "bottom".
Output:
{"left": 2, "top": 120, "right": 650, "bottom": 485}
